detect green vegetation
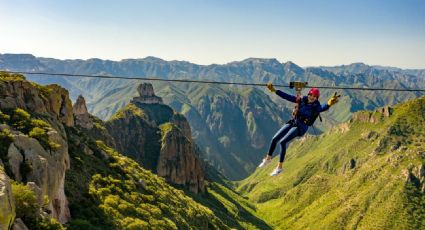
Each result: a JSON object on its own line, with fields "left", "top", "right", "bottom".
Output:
{"left": 110, "top": 103, "right": 147, "bottom": 121}
{"left": 192, "top": 182, "right": 272, "bottom": 229}
{"left": 65, "top": 126, "right": 228, "bottom": 229}
{"left": 0, "top": 71, "right": 26, "bottom": 81}
{"left": 11, "top": 181, "right": 65, "bottom": 230}
{"left": 237, "top": 96, "right": 425, "bottom": 229}
{"left": 0, "top": 108, "right": 61, "bottom": 151}
{"left": 30, "top": 82, "right": 53, "bottom": 97}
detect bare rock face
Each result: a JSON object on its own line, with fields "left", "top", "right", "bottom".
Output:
{"left": 48, "top": 85, "right": 74, "bottom": 127}
{"left": 130, "top": 83, "right": 163, "bottom": 104}
{"left": 0, "top": 76, "right": 72, "bottom": 224}
{"left": 171, "top": 114, "right": 192, "bottom": 139}
{"left": 11, "top": 134, "right": 71, "bottom": 223}
{"left": 108, "top": 83, "right": 205, "bottom": 193}
{"left": 73, "top": 95, "right": 93, "bottom": 129}
{"left": 7, "top": 143, "right": 23, "bottom": 182}
{"left": 351, "top": 106, "right": 393, "bottom": 123}
{"left": 157, "top": 125, "right": 205, "bottom": 194}
{"left": 0, "top": 162, "right": 15, "bottom": 230}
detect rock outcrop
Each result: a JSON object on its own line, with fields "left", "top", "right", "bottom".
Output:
{"left": 0, "top": 74, "right": 72, "bottom": 224}
{"left": 0, "top": 77, "right": 74, "bottom": 127}
{"left": 72, "top": 95, "right": 116, "bottom": 148}
{"left": 130, "top": 83, "right": 163, "bottom": 104}
{"left": 107, "top": 83, "right": 205, "bottom": 193}
{"left": 158, "top": 123, "right": 204, "bottom": 193}
{"left": 351, "top": 106, "right": 392, "bottom": 123}
{"left": 404, "top": 164, "right": 425, "bottom": 193}
{"left": 72, "top": 95, "right": 93, "bottom": 129}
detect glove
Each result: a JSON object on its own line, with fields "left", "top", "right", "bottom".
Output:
{"left": 267, "top": 82, "right": 276, "bottom": 93}
{"left": 327, "top": 92, "right": 341, "bottom": 106}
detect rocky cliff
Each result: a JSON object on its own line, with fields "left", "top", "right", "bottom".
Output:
{"left": 0, "top": 73, "right": 72, "bottom": 226}
{"left": 107, "top": 83, "right": 205, "bottom": 193}
{"left": 0, "top": 73, "right": 270, "bottom": 229}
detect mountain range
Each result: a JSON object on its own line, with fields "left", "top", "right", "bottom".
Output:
{"left": 1, "top": 53, "right": 424, "bottom": 180}
{"left": 1, "top": 71, "right": 423, "bottom": 229}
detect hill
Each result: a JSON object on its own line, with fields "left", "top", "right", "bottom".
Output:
{"left": 237, "top": 96, "right": 425, "bottom": 229}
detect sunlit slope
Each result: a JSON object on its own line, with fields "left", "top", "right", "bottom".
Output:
{"left": 238, "top": 96, "right": 425, "bottom": 229}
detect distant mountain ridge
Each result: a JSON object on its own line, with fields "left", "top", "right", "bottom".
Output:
{"left": 1, "top": 53, "right": 424, "bottom": 180}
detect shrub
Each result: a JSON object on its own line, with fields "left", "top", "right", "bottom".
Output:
{"left": 31, "top": 119, "right": 51, "bottom": 129}
{"left": 35, "top": 217, "right": 66, "bottom": 230}
{"left": 11, "top": 181, "right": 39, "bottom": 221}
{"left": 0, "top": 110, "right": 10, "bottom": 123}
{"left": 11, "top": 108, "right": 31, "bottom": 132}
{"left": 12, "top": 181, "right": 65, "bottom": 229}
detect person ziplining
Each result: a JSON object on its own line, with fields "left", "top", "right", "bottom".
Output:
{"left": 258, "top": 82, "right": 341, "bottom": 176}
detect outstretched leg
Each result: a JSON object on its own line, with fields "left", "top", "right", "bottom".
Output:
{"left": 258, "top": 123, "right": 293, "bottom": 168}
{"left": 278, "top": 126, "right": 299, "bottom": 163}
{"left": 267, "top": 123, "right": 292, "bottom": 157}
{"left": 269, "top": 126, "right": 299, "bottom": 176}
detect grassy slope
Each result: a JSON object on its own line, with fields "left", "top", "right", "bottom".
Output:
{"left": 65, "top": 126, "right": 229, "bottom": 229}
{"left": 66, "top": 119, "right": 271, "bottom": 230}
{"left": 237, "top": 96, "right": 425, "bottom": 229}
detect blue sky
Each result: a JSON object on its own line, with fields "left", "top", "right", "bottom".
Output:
{"left": 1, "top": 0, "right": 424, "bottom": 68}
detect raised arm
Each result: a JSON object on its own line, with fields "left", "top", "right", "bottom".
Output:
{"left": 276, "top": 90, "right": 297, "bottom": 103}
{"left": 320, "top": 92, "right": 341, "bottom": 112}
{"left": 320, "top": 103, "right": 330, "bottom": 112}
{"left": 267, "top": 83, "right": 297, "bottom": 103}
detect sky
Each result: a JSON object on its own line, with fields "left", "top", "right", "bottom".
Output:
{"left": 1, "top": 0, "right": 424, "bottom": 68}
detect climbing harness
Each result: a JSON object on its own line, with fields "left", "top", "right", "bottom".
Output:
{"left": 289, "top": 81, "right": 308, "bottom": 119}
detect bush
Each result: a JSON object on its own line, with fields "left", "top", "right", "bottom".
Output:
{"left": 35, "top": 217, "right": 65, "bottom": 230}
{"left": 31, "top": 119, "right": 51, "bottom": 129}
{"left": 0, "top": 110, "right": 10, "bottom": 123}
{"left": 2, "top": 108, "right": 61, "bottom": 151}
{"left": 11, "top": 181, "right": 39, "bottom": 221}
{"left": 11, "top": 108, "right": 31, "bottom": 132}
{"left": 12, "top": 181, "right": 65, "bottom": 230}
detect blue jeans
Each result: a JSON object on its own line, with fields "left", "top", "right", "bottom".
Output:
{"left": 267, "top": 122, "right": 304, "bottom": 162}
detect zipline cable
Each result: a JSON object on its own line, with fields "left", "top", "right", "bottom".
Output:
{"left": 2, "top": 70, "right": 425, "bottom": 92}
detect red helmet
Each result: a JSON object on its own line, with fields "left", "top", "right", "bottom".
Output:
{"left": 308, "top": 88, "right": 320, "bottom": 98}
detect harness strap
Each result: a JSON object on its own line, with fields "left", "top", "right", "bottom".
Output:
{"left": 296, "top": 97, "right": 323, "bottom": 126}
{"left": 291, "top": 90, "right": 302, "bottom": 118}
